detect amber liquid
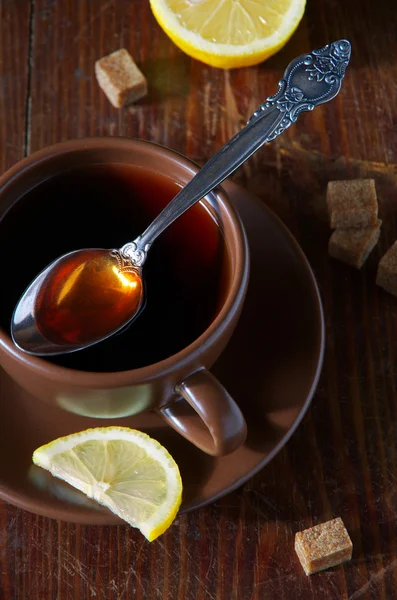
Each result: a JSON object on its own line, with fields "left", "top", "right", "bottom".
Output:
{"left": 0, "top": 164, "right": 230, "bottom": 372}
{"left": 35, "top": 248, "right": 145, "bottom": 345}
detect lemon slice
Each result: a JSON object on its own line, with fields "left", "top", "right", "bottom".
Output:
{"left": 149, "top": 0, "right": 306, "bottom": 69}
{"left": 32, "top": 427, "right": 182, "bottom": 541}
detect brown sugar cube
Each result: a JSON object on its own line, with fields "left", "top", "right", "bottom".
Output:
{"left": 295, "top": 518, "right": 353, "bottom": 576}
{"left": 95, "top": 49, "right": 147, "bottom": 108}
{"left": 376, "top": 241, "right": 397, "bottom": 296}
{"left": 327, "top": 179, "right": 378, "bottom": 228}
{"left": 328, "top": 219, "right": 382, "bottom": 269}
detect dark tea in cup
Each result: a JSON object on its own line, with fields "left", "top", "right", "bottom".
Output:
{"left": 0, "top": 163, "right": 230, "bottom": 372}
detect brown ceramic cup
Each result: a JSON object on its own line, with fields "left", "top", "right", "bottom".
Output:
{"left": 0, "top": 138, "right": 249, "bottom": 456}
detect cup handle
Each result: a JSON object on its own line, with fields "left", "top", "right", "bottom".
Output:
{"left": 159, "top": 369, "right": 247, "bottom": 456}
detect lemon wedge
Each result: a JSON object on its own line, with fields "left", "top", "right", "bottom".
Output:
{"left": 149, "top": 0, "right": 306, "bottom": 69}
{"left": 32, "top": 427, "right": 182, "bottom": 541}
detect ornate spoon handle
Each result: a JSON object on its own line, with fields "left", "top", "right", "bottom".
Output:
{"left": 122, "top": 40, "right": 351, "bottom": 266}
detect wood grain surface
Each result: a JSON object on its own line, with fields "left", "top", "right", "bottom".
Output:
{"left": 2, "top": 0, "right": 397, "bottom": 598}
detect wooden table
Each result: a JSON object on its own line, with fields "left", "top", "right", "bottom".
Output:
{"left": 1, "top": 1, "right": 397, "bottom": 598}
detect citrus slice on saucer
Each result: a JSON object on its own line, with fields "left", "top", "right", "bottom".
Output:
{"left": 32, "top": 427, "right": 182, "bottom": 541}
{"left": 149, "top": 0, "right": 306, "bottom": 68}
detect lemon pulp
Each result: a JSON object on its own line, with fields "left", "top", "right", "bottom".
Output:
{"left": 149, "top": 0, "right": 306, "bottom": 68}
{"left": 33, "top": 427, "right": 182, "bottom": 541}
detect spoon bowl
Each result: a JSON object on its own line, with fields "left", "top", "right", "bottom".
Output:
{"left": 11, "top": 249, "right": 145, "bottom": 355}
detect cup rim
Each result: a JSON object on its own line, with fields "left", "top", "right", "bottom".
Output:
{"left": 0, "top": 137, "right": 249, "bottom": 386}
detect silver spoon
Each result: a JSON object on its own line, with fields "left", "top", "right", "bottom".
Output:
{"left": 11, "top": 40, "right": 351, "bottom": 356}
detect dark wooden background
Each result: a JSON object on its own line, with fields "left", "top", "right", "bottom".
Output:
{"left": 2, "top": 0, "right": 397, "bottom": 598}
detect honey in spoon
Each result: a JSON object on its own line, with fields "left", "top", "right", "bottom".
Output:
{"left": 35, "top": 249, "right": 143, "bottom": 345}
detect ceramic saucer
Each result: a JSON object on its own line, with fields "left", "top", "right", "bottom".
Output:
{"left": 0, "top": 180, "right": 324, "bottom": 523}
